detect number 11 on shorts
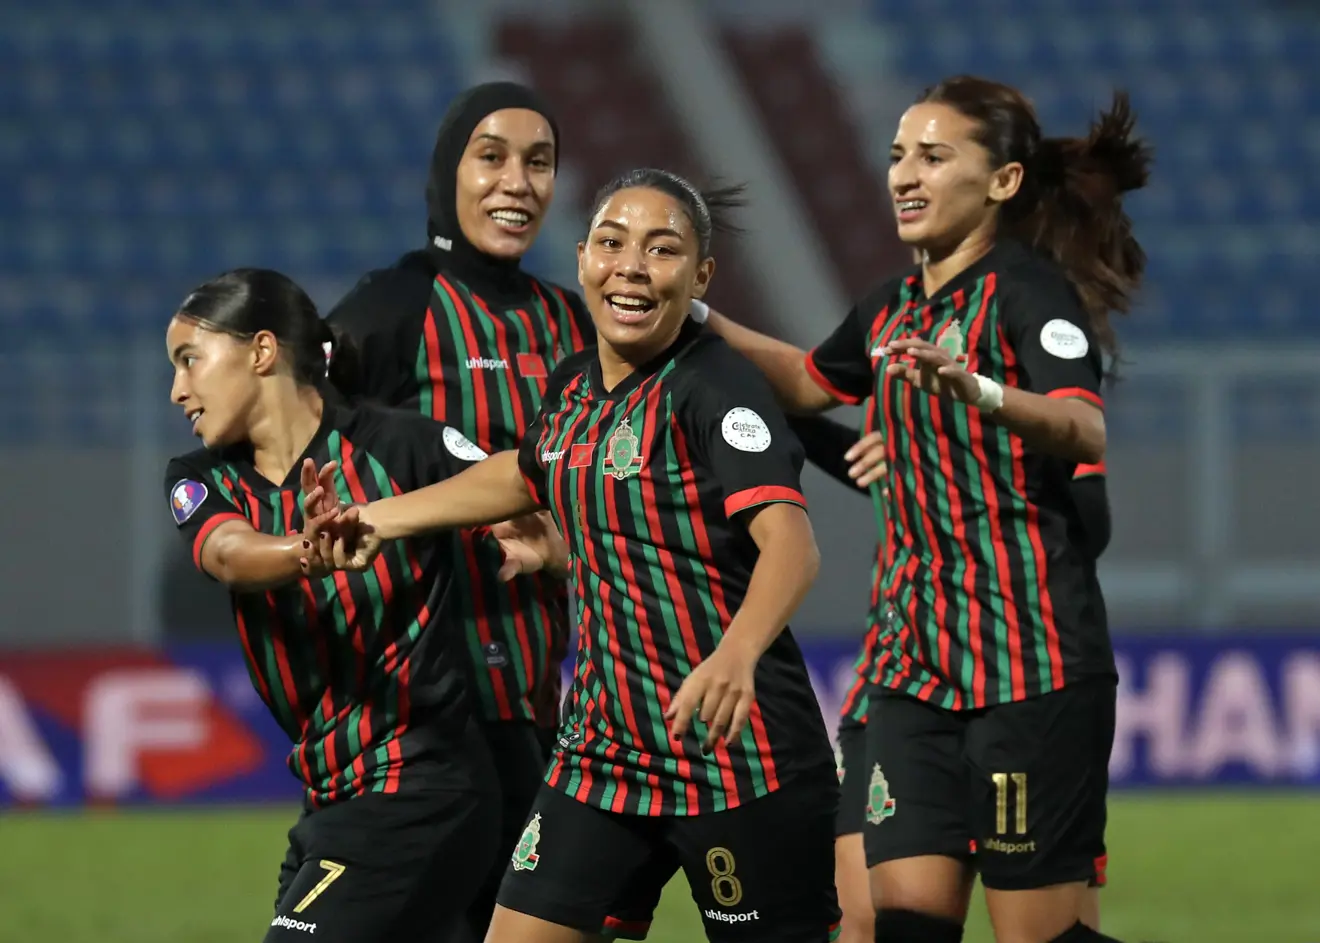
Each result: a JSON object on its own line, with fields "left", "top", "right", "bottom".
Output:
{"left": 991, "top": 772, "right": 1028, "bottom": 836}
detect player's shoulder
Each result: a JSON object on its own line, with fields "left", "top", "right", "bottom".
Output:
{"left": 671, "top": 328, "right": 775, "bottom": 401}
{"left": 166, "top": 444, "right": 228, "bottom": 480}
{"left": 340, "top": 399, "right": 446, "bottom": 449}
{"left": 993, "top": 241, "right": 1077, "bottom": 301}
{"left": 326, "top": 249, "right": 436, "bottom": 329}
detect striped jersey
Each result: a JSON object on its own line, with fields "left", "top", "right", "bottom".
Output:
{"left": 837, "top": 464, "right": 1111, "bottom": 731}
{"left": 517, "top": 320, "right": 834, "bottom": 816}
{"left": 328, "top": 253, "right": 595, "bottom": 726}
{"left": 164, "top": 399, "right": 492, "bottom": 806}
{"left": 807, "top": 240, "right": 1116, "bottom": 711}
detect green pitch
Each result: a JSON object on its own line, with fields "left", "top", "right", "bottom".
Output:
{"left": 1, "top": 794, "right": 1314, "bottom": 942}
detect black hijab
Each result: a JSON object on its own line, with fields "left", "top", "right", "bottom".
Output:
{"left": 423, "top": 82, "right": 560, "bottom": 303}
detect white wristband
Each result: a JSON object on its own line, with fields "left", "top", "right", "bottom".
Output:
{"left": 973, "top": 373, "right": 1004, "bottom": 412}
{"left": 689, "top": 299, "right": 710, "bottom": 324}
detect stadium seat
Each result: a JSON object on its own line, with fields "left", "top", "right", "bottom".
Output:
{"left": 0, "top": 1, "right": 461, "bottom": 442}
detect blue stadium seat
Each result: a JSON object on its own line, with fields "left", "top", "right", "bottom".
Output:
{"left": 870, "top": 0, "right": 1320, "bottom": 343}
{"left": 0, "top": 1, "right": 461, "bottom": 440}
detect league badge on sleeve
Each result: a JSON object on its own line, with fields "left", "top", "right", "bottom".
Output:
{"left": 170, "top": 480, "right": 208, "bottom": 525}
{"left": 443, "top": 426, "right": 489, "bottom": 462}
{"left": 720, "top": 407, "right": 772, "bottom": 453}
{"left": 1040, "top": 319, "right": 1089, "bottom": 359}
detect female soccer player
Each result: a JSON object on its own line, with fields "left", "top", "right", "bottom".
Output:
{"left": 699, "top": 75, "right": 1150, "bottom": 943}
{"left": 324, "top": 169, "right": 842, "bottom": 942}
{"left": 162, "top": 268, "right": 565, "bottom": 943}
{"left": 325, "top": 81, "right": 593, "bottom": 936}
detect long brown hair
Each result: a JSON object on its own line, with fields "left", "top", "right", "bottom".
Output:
{"left": 917, "top": 76, "right": 1153, "bottom": 365}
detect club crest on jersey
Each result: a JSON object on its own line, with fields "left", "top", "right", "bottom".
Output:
{"left": 603, "top": 418, "right": 644, "bottom": 480}
{"left": 511, "top": 813, "right": 543, "bottom": 871}
{"left": 170, "top": 480, "right": 208, "bottom": 525}
{"left": 936, "top": 321, "right": 965, "bottom": 359}
{"left": 865, "top": 764, "right": 896, "bottom": 825}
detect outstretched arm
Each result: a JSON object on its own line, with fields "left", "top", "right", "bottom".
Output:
{"left": 704, "top": 310, "right": 838, "bottom": 414}
{"left": 787, "top": 414, "right": 887, "bottom": 491}
{"left": 360, "top": 450, "right": 539, "bottom": 542}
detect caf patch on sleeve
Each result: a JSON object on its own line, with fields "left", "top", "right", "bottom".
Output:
{"left": 1039, "top": 319, "right": 1089, "bottom": 359}
{"left": 443, "top": 425, "right": 489, "bottom": 462}
{"left": 721, "top": 407, "right": 772, "bottom": 453}
{"left": 170, "top": 480, "right": 208, "bottom": 525}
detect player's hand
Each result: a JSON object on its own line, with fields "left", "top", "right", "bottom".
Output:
{"left": 844, "top": 431, "right": 889, "bottom": 491}
{"left": 298, "top": 459, "right": 342, "bottom": 578}
{"left": 883, "top": 336, "right": 978, "bottom": 404}
{"left": 665, "top": 640, "right": 758, "bottom": 754}
{"left": 325, "top": 504, "right": 384, "bottom": 572}
{"left": 492, "top": 512, "right": 570, "bottom": 581}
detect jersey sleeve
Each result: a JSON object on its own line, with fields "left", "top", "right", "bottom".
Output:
{"left": 680, "top": 344, "right": 807, "bottom": 520}
{"left": 1069, "top": 470, "right": 1111, "bottom": 559}
{"left": 164, "top": 455, "right": 249, "bottom": 573}
{"left": 786, "top": 413, "right": 864, "bottom": 492}
{"left": 1000, "top": 271, "right": 1104, "bottom": 411}
{"left": 325, "top": 263, "right": 432, "bottom": 406}
{"left": 804, "top": 302, "right": 876, "bottom": 406}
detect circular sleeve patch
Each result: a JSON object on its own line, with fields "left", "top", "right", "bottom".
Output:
{"left": 720, "top": 407, "right": 772, "bottom": 453}
{"left": 170, "top": 480, "right": 208, "bottom": 525}
{"left": 1039, "top": 319, "right": 1089, "bottom": 359}
{"left": 443, "top": 426, "right": 489, "bottom": 462}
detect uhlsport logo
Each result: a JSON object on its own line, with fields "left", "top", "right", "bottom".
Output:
{"left": 865, "top": 764, "right": 896, "bottom": 825}
{"left": 511, "top": 812, "right": 543, "bottom": 871}
{"left": 704, "top": 909, "right": 760, "bottom": 924}
{"left": 465, "top": 356, "right": 509, "bottom": 371}
{"left": 270, "top": 915, "right": 317, "bottom": 934}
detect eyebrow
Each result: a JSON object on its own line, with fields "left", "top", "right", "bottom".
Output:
{"left": 170, "top": 343, "right": 195, "bottom": 362}
{"left": 892, "top": 140, "right": 952, "bottom": 152}
{"left": 594, "top": 218, "right": 684, "bottom": 241}
{"left": 473, "top": 133, "right": 555, "bottom": 150}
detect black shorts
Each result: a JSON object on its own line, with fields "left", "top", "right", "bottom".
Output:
{"left": 496, "top": 772, "right": 841, "bottom": 941}
{"left": 461, "top": 720, "right": 555, "bottom": 934}
{"left": 267, "top": 786, "right": 500, "bottom": 942}
{"left": 863, "top": 680, "right": 1115, "bottom": 891}
{"left": 835, "top": 721, "right": 868, "bottom": 837}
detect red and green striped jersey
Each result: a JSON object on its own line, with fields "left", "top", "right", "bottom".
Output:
{"left": 838, "top": 464, "right": 1112, "bottom": 730}
{"left": 808, "top": 240, "right": 1116, "bottom": 712}
{"left": 517, "top": 321, "right": 835, "bottom": 816}
{"left": 328, "top": 254, "right": 595, "bottom": 727}
{"left": 164, "top": 399, "right": 493, "bottom": 806}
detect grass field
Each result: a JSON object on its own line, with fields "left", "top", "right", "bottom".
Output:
{"left": 1, "top": 794, "right": 1315, "bottom": 942}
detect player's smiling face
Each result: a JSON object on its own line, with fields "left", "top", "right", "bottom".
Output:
{"left": 166, "top": 316, "right": 264, "bottom": 448}
{"left": 888, "top": 102, "right": 1024, "bottom": 253}
{"left": 455, "top": 108, "right": 556, "bottom": 261}
{"left": 578, "top": 186, "right": 715, "bottom": 363}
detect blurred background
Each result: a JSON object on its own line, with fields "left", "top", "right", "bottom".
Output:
{"left": 0, "top": 0, "right": 1316, "bottom": 940}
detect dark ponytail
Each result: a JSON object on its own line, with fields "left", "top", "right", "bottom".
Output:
{"left": 175, "top": 268, "right": 362, "bottom": 398}
{"left": 589, "top": 168, "right": 747, "bottom": 256}
{"left": 918, "top": 78, "right": 1153, "bottom": 366}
